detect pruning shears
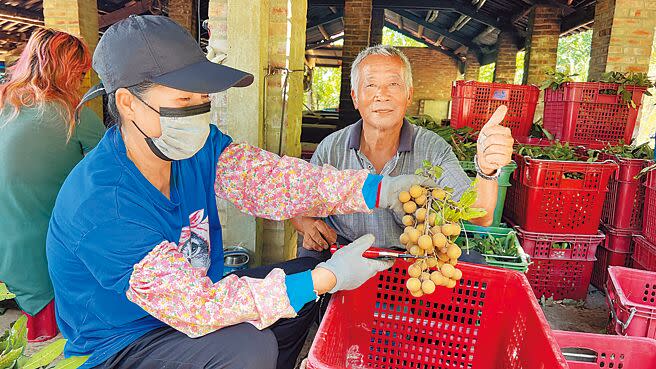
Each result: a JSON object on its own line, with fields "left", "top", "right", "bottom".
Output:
{"left": 329, "top": 244, "right": 427, "bottom": 259}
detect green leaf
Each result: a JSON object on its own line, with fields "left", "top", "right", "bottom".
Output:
{"left": 460, "top": 207, "right": 487, "bottom": 220}
{"left": 431, "top": 165, "right": 443, "bottom": 180}
{"left": 414, "top": 168, "right": 423, "bottom": 175}
{"left": 0, "top": 348, "right": 23, "bottom": 369}
{"left": 458, "top": 189, "right": 477, "bottom": 208}
{"left": 9, "top": 317, "right": 27, "bottom": 353}
{"left": 422, "top": 160, "right": 432, "bottom": 169}
{"left": 21, "top": 339, "right": 66, "bottom": 369}
{"left": 0, "top": 284, "right": 15, "bottom": 302}
{"left": 52, "top": 356, "right": 89, "bottom": 369}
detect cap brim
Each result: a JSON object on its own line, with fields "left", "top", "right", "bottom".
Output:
{"left": 150, "top": 59, "right": 254, "bottom": 93}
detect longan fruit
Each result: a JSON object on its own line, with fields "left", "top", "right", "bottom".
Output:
{"left": 428, "top": 212, "right": 438, "bottom": 226}
{"left": 432, "top": 233, "right": 447, "bottom": 248}
{"left": 408, "top": 264, "right": 422, "bottom": 278}
{"left": 421, "top": 280, "right": 436, "bottom": 294}
{"left": 447, "top": 244, "right": 462, "bottom": 259}
{"left": 442, "top": 223, "right": 462, "bottom": 237}
{"left": 415, "top": 194, "right": 427, "bottom": 206}
{"left": 409, "top": 185, "right": 424, "bottom": 198}
{"left": 440, "top": 246, "right": 448, "bottom": 254}
{"left": 420, "top": 272, "right": 431, "bottom": 281}
{"left": 418, "top": 235, "right": 433, "bottom": 250}
{"left": 399, "top": 191, "right": 411, "bottom": 203}
{"left": 437, "top": 260, "right": 445, "bottom": 269}
{"left": 406, "top": 277, "right": 422, "bottom": 292}
{"left": 452, "top": 268, "right": 463, "bottom": 281}
{"left": 402, "top": 215, "right": 415, "bottom": 227}
{"left": 426, "top": 257, "right": 438, "bottom": 268}
{"left": 445, "top": 279, "right": 457, "bottom": 289}
{"left": 407, "top": 228, "right": 421, "bottom": 243}
{"left": 430, "top": 225, "right": 441, "bottom": 235}
{"left": 410, "top": 289, "right": 424, "bottom": 298}
{"left": 409, "top": 246, "right": 422, "bottom": 256}
{"left": 441, "top": 263, "right": 456, "bottom": 279}
{"left": 432, "top": 188, "right": 447, "bottom": 200}
{"left": 399, "top": 233, "right": 410, "bottom": 245}
{"left": 437, "top": 252, "right": 450, "bottom": 262}
{"left": 449, "top": 258, "right": 458, "bottom": 266}
{"left": 416, "top": 223, "right": 426, "bottom": 234}
{"left": 430, "top": 271, "right": 447, "bottom": 286}
{"left": 404, "top": 226, "right": 414, "bottom": 234}
{"left": 424, "top": 245, "right": 435, "bottom": 255}
{"left": 415, "top": 208, "right": 427, "bottom": 222}
{"left": 403, "top": 201, "right": 417, "bottom": 214}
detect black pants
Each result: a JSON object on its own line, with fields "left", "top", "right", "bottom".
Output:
{"left": 95, "top": 258, "right": 320, "bottom": 369}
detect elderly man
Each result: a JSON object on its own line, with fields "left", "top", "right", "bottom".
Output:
{"left": 292, "top": 45, "right": 514, "bottom": 259}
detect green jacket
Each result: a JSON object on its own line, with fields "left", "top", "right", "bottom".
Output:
{"left": 0, "top": 102, "right": 105, "bottom": 315}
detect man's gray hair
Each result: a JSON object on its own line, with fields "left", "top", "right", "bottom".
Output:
{"left": 350, "top": 44, "right": 413, "bottom": 95}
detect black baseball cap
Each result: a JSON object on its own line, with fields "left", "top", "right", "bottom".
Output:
{"left": 77, "top": 15, "right": 253, "bottom": 109}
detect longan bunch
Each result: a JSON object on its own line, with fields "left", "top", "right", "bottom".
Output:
{"left": 398, "top": 184, "right": 464, "bottom": 297}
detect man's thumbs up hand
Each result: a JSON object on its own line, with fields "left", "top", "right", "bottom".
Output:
{"left": 476, "top": 105, "right": 514, "bottom": 176}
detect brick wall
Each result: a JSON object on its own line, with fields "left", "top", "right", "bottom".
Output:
{"left": 400, "top": 47, "right": 459, "bottom": 115}
{"left": 464, "top": 52, "right": 480, "bottom": 81}
{"left": 43, "top": 0, "right": 102, "bottom": 117}
{"left": 494, "top": 31, "right": 517, "bottom": 83}
{"left": 589, "top": 0, "right": 656, "bottom": 80}
{"left": 525, "top": 5, "right": 560, "bottom": 85}
{"left": 339, "top": 0, "right": 372, "bottom": 125}
{"left": 168, "top": 0, "right": 196, "bottom": 38}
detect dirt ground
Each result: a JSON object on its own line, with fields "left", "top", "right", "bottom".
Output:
{"left": 1, "top": 286, "right": 610, "bottom": 368}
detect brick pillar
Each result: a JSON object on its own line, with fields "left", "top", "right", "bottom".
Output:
{"left": 370, "top": 8, "right": 384, "bottom": 45}
{"left": 589, "top": 0, "right": 656, "bottom": 80}
{"left": 43, "top": 0, "right": 102, "bottom": 117}
{"left": 464, "top": 52, "right": 480, "bottom": 81}
{"left": 524, "top": 5, "right": 561, "bottom": 85}
{"left": 168, "top": 0, "right": 197, "bottom": 38}
{"left": 494, "top": 31, "right": 517, "bottom": 83}
{"left": 339, "top": 0, "right": 373, "bottom": 126}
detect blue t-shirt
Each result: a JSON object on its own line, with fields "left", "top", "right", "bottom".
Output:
{"left": 45, "top": 125, "right": 320, "bottom": 368}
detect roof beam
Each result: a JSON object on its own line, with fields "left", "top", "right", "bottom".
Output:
{"left": 383, "top": 21, "right": 464, "bottom": 65}
{"left": 306, "top": 35, "right": 344, "bottom": 50}
{"left": 0, "top": 31, "right": 26, "bottom": 43}
{"left": 317, "top": 25, "right": 330, "bottom": 40}
{"left": 392, "top": 10, "right": 480, "bottom": 51}
{"left": 99, "top": 0, "right": 152, "bottom": 29}
{"left": 377, "top": 0, "right": 508, "bottom": 30}
{"left": 560, "top": 5, "right": 595, "bottom": 34}
{"left": 307, "top": 9, "right": 344, "bottom": 29}
{"left": 0, "top": 4, "right": 43, "bottom": 27}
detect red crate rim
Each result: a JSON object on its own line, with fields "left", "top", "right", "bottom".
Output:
{"left": 549, "top": 82, "right": 648, "bottom": 93}
{"left": 454, "top": 80, "right": 540, "bottom": 91}
{"left": 516, "top": 226, "right": 606, "bottom": 243}
{"left": 607, "top": 265, "right": 656, "bottom": 312}
{"left": 600, "top": 223, "right": 636, "bottom": 237}
{"left": 512, "top": 152, "right": 619, "bottom": 169}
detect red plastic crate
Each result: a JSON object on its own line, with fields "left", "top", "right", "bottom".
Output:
{"left": 591, "top": 245, "right": 631, "bottom": 291}
{"left": 641, "top": 170, "right": 656, "bottom": 245}
{"left": 543, "top": 82, "right": 647, "bottom": 146}
{"left": 516, "top": 227, "right": 604, "bottom": 260}
{"left": 504, "top": 154, "right": 618, "bottom": 234}
{"left": 632, "top": 235, "right": 656, "bottom": 271}
{"left": 450, "top": 81, "right": 539, "bottom": 138}
{"left": 601, "top": 154, "right": 651, "bottom": 230}
{"left": 606, "top": 266, "right": 656, "bottom": 339}
{"left": 601, "top": 223, "right": 635, "bottom": 253}
{"left": 307, "top": 260, "right": 568, "bottom": 369}
{"left": 23, "top": 300, "right": 58, "bottom": 342}
{"left": 525, "top": 257, "right": 595, "bottom": 300}
{"left": 553, "top": 330, "right": 656, "bottom": 369}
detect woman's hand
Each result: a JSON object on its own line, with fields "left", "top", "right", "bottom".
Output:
{"left": 312, "top": 234, "right": 393, "bottom": 294}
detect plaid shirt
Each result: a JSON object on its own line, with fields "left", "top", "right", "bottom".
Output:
{"left": 310, "top": 119, "right": 471, "bottom": 248}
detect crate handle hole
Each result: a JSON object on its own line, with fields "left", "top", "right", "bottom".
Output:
{"left": 561, "top": 347, "right": 598, "bottom": 363}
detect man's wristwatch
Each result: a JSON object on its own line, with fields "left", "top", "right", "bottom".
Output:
{"left": 474, "top": 154, "right": 501, "bottom": 181}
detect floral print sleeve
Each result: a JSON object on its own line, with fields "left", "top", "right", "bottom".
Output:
{"left": 214, "top": 143, "right": 373, "bottom": 220}
{"left": 126, "top": 241, "right": 297, "bottom": 338}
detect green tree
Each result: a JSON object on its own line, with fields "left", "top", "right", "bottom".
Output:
{"left": 556, "top": 30, "right": 592, "bottom": 82}
{"left": 515, "top": 50, "right": 526, "bottom": 84}
{"left": 310, "top": 66, "right": 341, "bottom": 110}
{"left": 479, "top": 63, "right": 495, "bottom": 82}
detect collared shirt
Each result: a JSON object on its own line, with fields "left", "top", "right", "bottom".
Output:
{"left": 310, "top": 119, "right": 471, "bottom": 248}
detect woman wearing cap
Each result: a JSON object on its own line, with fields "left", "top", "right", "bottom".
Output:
{"left": 46, "top": 15, "right": 431, "bottom": 369}
{"left": 0, "top": 29, "right": 105, "bottom": 320}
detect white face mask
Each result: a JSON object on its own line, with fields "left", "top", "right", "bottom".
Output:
{"left": 131, "top": 97, "right": 211, "bottom": 161}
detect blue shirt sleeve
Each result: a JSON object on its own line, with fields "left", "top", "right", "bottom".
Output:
{"left": 284, "top": 270, "right": 317, "bottom": 312}
{"left": 362, "top": 174, "right": 383, "bottom": 209}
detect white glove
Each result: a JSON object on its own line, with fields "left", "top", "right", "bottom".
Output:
{"left": 377, "top": 175, "right": 439, "bottom": 219}
{"left": 316, "top": 234, "right": 393, "bottom": 293}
